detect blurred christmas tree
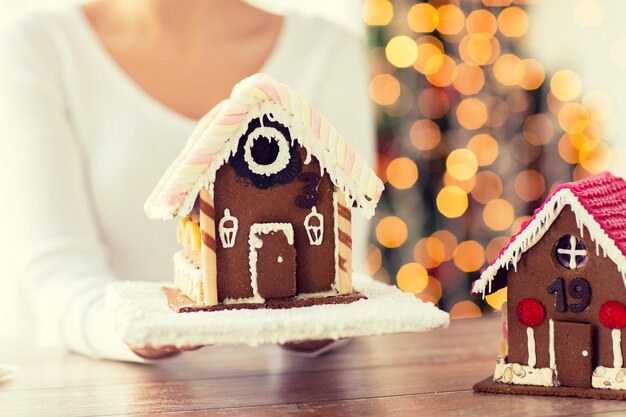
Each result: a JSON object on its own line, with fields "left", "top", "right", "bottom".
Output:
{"left": 364, "top": 0, "right": 614, "bottom": 318}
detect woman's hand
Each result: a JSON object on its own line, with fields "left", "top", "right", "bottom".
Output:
{"left": 130, "top": 345, "right": 203, "bottom": 360}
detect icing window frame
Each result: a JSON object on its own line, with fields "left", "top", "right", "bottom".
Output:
{"left": 231, "top": 116, "right": 302, "bottom": 190}
{"left": 554, "top": 234, "right": 588, "bottom": 270}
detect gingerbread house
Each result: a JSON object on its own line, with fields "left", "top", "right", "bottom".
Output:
{"left": 144, "top": 74, "right": 383, "bottom": 311}
{"left": 472, "top": 172, "right": 626, "bottom": 398}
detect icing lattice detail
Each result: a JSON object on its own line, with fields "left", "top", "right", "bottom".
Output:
{"left": 304, "top": 206, "right": 324, "bottom": 246}
{"left": 218, "top": 209, "right": 238, "bottom": 248}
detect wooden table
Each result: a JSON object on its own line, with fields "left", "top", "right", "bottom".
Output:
{"left": 3, "top": 314, "right": 626, "bottom": 416}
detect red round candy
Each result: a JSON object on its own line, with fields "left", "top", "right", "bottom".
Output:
{"left": 516, "top": 298, "right": 545, "bottom": 328}
{"left": 599, "top": 300, "right": 626, "bottom": 330}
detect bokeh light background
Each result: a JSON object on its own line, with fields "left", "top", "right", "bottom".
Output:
{"left": 363, "top": 0, "right": 623, "bottom": 319}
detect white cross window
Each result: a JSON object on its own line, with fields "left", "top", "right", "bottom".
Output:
{"left": 555, "top": 235, "right": 588, "bottom": 269}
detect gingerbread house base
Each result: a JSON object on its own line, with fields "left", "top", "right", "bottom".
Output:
{"left": 106, "top": 273, "right": 450, "bottom": 348}
{"left": 163, "top": 287, "right": 366, "bottom": 312}
{"left": 474, "top": 376, "right": 626, "bottom": 400}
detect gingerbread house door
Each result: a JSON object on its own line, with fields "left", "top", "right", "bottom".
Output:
{"left": 554, "top": 321, "right": 592, "bottom": 388}
{"left": 249, "top": 223, "right": 297, "bottom": 299}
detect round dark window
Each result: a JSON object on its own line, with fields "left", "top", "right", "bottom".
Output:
{"left": 250, "top": 136, "right": 280, "bottom": 166}
{"left": 555, "top": 234, "right": 588, "bottom": 269}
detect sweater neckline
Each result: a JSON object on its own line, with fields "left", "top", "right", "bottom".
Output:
{"left": 70, "top": 5, "right": 289, "bottom": 128}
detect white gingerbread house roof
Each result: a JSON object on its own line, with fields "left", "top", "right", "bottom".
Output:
{"left": 144, "top": 74, "right": 384, "bottom": 221}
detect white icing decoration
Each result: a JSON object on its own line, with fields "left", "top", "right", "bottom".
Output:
{"left": 247, "top": 222, "right": 294, "bottom": 304}
{"left": 592, "top": 366, "right": 626, "bottom": 390}
{"left": 549, "top": 319, "right": 556, "bottom": 370}
{"left": 472, "top": 188, "right": 626, "bottom": 297}
{"left": 556, "top": 235, "right": 587, "bottom": 269}
{"left": 218, "top": 209, "right": 238, "bottom": 248}
{"left": 277, "top": 256, "right": 283, "bottom": 264}
{"left": 613, "top": 329, "right": 623, "bottom": 368}
{"left": 304, "top": 206, "right": 324, "bottom": 246}
{"left": 173, "top": 251, "right": 204, "bottom": 303}
{"left": 243, "top": 123, "right": 291, "bottom": 176}
{"left": 583, "top": 350, "right": 589, "bottom": 357}
{"left": 493, "top": 358, "right": 556, "bottom": 387}
{"left": 527, "top": 327, "right": 537, "bottom": 368}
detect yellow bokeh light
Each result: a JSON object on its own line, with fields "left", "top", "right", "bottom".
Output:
{"left": 437, "top": 4, "right": 465, "bottom": 35}
{"left": 410, "top": 119, "right": 441, "bottom": 151}
{"left": 450, "top": 300, "right": 482, "bottom": 319}
{"left": 437, "top": 185, "right": 469, "bottom": 218}
{"left": 431, "top": 230, "right": 458, "bottom": 261}
{"left": 366, "top": 244, "right": 382, "bottom": 275}
{"left": 482, "top": 0, "right": 512, "bottom": 6}
{"left": 413, "top": 38, "right": 445, "bottom": 74}
{"left": 397, "top": 263, "right": 429, "bottom": 294}
{"left": 408, "top": 3, "right": 439, "bottom": 33}
{"left": 486, "top": 288, "right": 508, "bottom": 311}
{"left": 453, "top": 240, "right": 486, "bottom": 272}
{"left": 493, "top": 54, "right": 523, "bottom": 86}
{"left": 514, "top": 169, "right": 546, "bottom": 201}
{"left": 471, "top": 171, "right": 502, "bottom": 204}
{"left": 573, "top": 0, "right": 604, "bottom": 28}
{"left": 456, "top": 98, "right": 488, "bottom": 130}
{"left": 386, "top": 157, "right": 419, "bottom": 190}
{"left": 386, "top": 36, "right": 418, "bottom": 68}
{"left": 517, "top": 58, "right": 545, "bottom": 90}
{"left": 413, "top": 238, "right": 442, "bottom": 269}
{"left": 558, "top": 134, "right": 581, "bottom": 164}
{"left": 361, "top": 0, "right": 394, "bottom": 26}
{"left": 467, "top": 134, "right": 499, "bottom": 166}
{"left": 558, "top": 102, "right": 590, "bottom": 134}
{"left": 443, "top": 172, "right": 476, "bottom": 193}
{"left": 418, "top": 88, "right": 450, "bottom": 119}
{"left": 425, "top": 236, "right": 446, "bottom": 264}
{"left": 497, "top": 6, "right": 529, "bottom": 37}
{"left": 459, "top": 33, "right": 500, "bottom": 66}
{"left": 446, "top": 148, "right": 479, "bottom": 180}
{"left": 550, "top": 69, "right": 582, "bottom": 102}
{"left": 523, "top": 114, "right": 554, "bottom": 145}
{"left": 453, "top": 63, "right": 485, "bottom": 95}
{"left": 466, "top": 9, "right": 497, "bottom": 35}
{"left": 375, "top": 216, "right": 408, "bottom": 248}
{"left": 418, "top": 276, "right": 443, "bottom": 303}
{"left": 486, "top": 236, "right": 510, "bottom": 261}
{"left": 369, "top": 74, "right": 401, "bottom": 106}
{"left": 426, "top": 54, "right": 458, "bottom": 87}
{"left": 580, "top": 141, "right": 611, "bottom": 173}
{"left": 483, "top": 199, "right": 515, "bottom": 231}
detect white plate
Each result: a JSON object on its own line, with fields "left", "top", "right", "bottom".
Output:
{"left": 106, "top": 273, "right": 450, "bottom": 348}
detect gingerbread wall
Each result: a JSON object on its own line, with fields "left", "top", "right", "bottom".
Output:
{"left": 213, "top": 147, "right": 336, "bottom": 301}
{"left": 506, "top": 206, "right": 626, "bottom": 369}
